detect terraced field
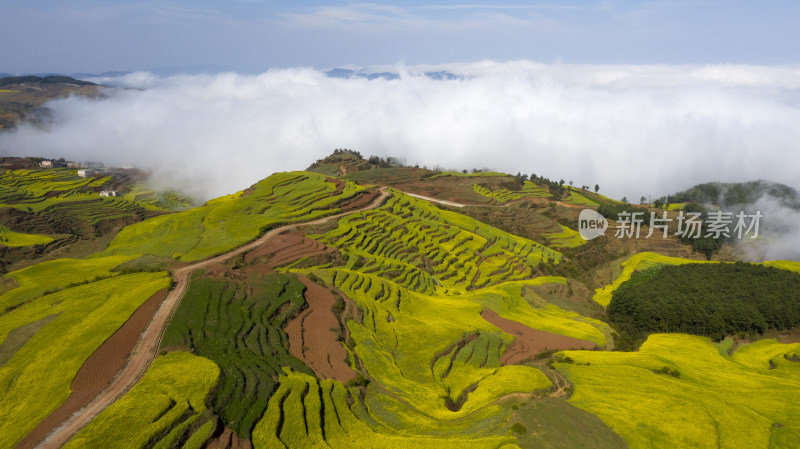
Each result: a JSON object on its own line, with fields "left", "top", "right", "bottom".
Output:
{"left": 0, "top": 257, "right": 171, "bottom": 448}
{"left": 102, "top": 171, "right": 370, "bottom": 262}
{"left": 252, "top": 370, "right": 521, "bottom": 448}
{"left": 543, "top": 224, "right": 585, "bottom": 248}
{"left": 472, "top": 181, "right": 552, "bottom": 204}
{"left": 0, "top": 169, "right": 111, "bottom": 213}
{"left": 557, "top": 334, "right": 800, "bottom": 449}
{"left": 161, "top": 272, "right": 313, "bottom": 438}
{"left": 519, "top": 181, "right": 551, "bottom": 198}
{"left": 0, "top": 169, "right": 162, "bottom": 227}
{"left": 63, "top": 351, "right": 220, "bottom": 449}
{"left": 473, "top": 184, "right": 520, "bottom": 203}
{"left": 0, "top": 168, "right": 189, "bottom": 260}
{"left": 310, "top": 190, "right": 561, "bottom": 294}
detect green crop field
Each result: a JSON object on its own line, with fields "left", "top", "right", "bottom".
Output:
{"left": 0, "top": 255, "right": 136, "bottom": 314}
{"left": 0, "top": 258, "right": 170, "bottom": 448}
{"left": 0, "top": 225, "right": 53, "bottom": 247}
{"left": 64, "top": 351, "right": 220, "bottom": 449}
{"left": 557, "top": 333, "right": 800, "bottom": 449}
{"left": 161, "top": 271, "right": 313, "bottom": 438}
{"left": 102, "top": 171, "right": 367, "bottom": 261}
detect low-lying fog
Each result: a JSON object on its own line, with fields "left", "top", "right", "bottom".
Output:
{"left": 2, "top": 61, "right": 799, "bottom": 260}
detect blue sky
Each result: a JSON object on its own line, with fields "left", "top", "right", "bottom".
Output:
{"left": 2, "top": 0, "right": 799, "bottom": 73}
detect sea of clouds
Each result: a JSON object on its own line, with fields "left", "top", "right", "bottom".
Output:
{"left": 1, "top": 60, "right": 799, "bottom": 207}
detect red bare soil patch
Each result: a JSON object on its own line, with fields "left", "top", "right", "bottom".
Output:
{"left": 15, "top": 289, "right": 167, "bottom": 449}
{"left": 481, "top": 308, "right": 596, "bottom": 365}
{"left": 243, "top": 230, "right": 328, "bottom": 268}
{"left": 242, "top": 231, "right": 355, "bottom": 381}
{"left": 326, "top": 177, "right": 345, "bottom": 194}
{"left": 339, "top": 189, "right": 381, "bottom": 212}
{"left": 205, "top": 426, "right": 252, "bottom": 449}
{"left": 285, "top": 276, "right": 356, "bottom": 382}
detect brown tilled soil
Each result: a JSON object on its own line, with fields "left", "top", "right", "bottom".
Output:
{"left": 242, "top": 230, "right": 356, "bottom": 382}
{"left": 481, "top": 308, "right": 596, "bottom": 365}
{"left": 243, "top": 230, "right": 329, "bottom": 268}
{"left": 204, "top": 427, "right": 252, "bottom": 449}
{"left": 339, "top": 189, "right": 381, "bottom": 211}
{"left": 15, "top": 288, "right": 167, "bottom": 449}
{"left": 285, "top": 276, "right": 356, "bottom": 382}
{"left": 326, "top": 177, "right": 345, "bottom": 194}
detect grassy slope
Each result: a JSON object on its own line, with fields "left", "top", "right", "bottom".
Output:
{"left": 0, "top": 258, "right": 170, "bottom": 448}
{"left": 557, "top": 334, "right": 800, "bottom": 449}
{"left": 465, "top": 278, "right": 609, "bottom": 346}
{"left": 0, "top": 225, "right": 54, "bottom": 247}
{"left": 252, "top": 370, "right": 520, "bottom": 449}
{"left": 562, "top": 191, "right": 600, "bottom": 207}
{"left": 101, "top": 171, "right": 365, "bottom": 262}
{"left": 64, "top": 352, "right": 220, "bottom": 449}
{"left": 0, "top": 255, "right": 135, "bottom": 317}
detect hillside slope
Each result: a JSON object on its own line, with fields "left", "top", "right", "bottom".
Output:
{"left": 2, "top": 160, "right": 800, "bottom": 449}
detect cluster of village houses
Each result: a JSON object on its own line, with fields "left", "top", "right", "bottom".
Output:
{"left": 38, "top": 159, "right": 131, "bottom": 198}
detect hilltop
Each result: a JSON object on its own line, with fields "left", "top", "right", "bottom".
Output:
{"left": 659, "top": 180, "right": 800, "bottom": 210}
{"left": 0, "top": 75, "right": 102, "bottom": 129}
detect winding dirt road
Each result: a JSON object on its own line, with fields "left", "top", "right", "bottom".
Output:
{"left": 35, "top": 187, "right": 389, "bottom": 449}
{"left": 404, "top": 192, "right": 466, "bottom": 208}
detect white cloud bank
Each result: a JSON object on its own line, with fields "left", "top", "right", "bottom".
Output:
{"left": 1, "top": 61, "right": 800, "bottom": 206}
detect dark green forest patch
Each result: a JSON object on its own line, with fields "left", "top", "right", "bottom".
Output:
{"left": 608, "top": 262, "right": 800, "bottom": 341}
